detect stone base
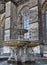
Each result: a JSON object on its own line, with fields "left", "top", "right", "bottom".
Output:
{"left": 24, "top": 60, "right": 35, "bottom": 64}
{"left": 8, "top": 58, "right": 16, "bottom": 64}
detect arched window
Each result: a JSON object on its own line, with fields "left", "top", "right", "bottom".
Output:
{"left": 18, "top": 6, "right": 30, "bottom": 40}
{"left": 23, "top": 16, "right": 30, "bottom": 40}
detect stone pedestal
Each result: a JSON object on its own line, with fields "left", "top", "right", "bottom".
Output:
{"left": 8, "top": 47, "right": 17, "bottom": 62}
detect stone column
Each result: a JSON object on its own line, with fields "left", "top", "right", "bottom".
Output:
{"left": 16, "top": 47, "right": 21, "bottom": 61}
{"left": 14, "top": 47, "right": 18, "bottom": 61}
{"left": 0, "top": 14, "right": 3, "bottom": 55}
{"left": 5, "top": 1, "right": 17, "bottom": 41}
{"left": 5, "top": 1, "right": 17, "bottom": 61}
{"left": 8, "top": 48, "right": 14, "bottom": 60}
{"left": 38, "top": 0, "right": 43, "bottom": 43}
{"left": 38, "top": 0, "right": 44, "bottom": 57}
{"left": 21, "top": 47, "right": 28, "bottom": 62}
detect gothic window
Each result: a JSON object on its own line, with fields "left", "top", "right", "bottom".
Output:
{"left": 23, "top": 17, "right": 30, "bottom": 39}
{"left": 18, "top": 7, "right": 30, "bottom": 40}
{"left": 29, "top": 6, "right": 39, "bottom": 41}
{"left": 30, "top": 22, "right": 39, "bottom": 41}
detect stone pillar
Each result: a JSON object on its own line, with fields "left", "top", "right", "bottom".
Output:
{"left": 9, "top": 47, "right": 18, "bottom": 61}
{"left": 0, "top": 14, "right": 4, "bottom": 55}
{"left": 0, "top": 14, "right": 1, "bottom": 41}
{"left": 21, "top": 47, "right": 28, "bottom": 62}
{"left": 38, "top": 0, "right": 43, "bottom": 43}
{"left": 40, "top": 45, "right": 44, "bottom": 57}
{"left": 8, "top": 48, "right": 13, "bottom": 60}
{"left": 5, "top": 1, "right": 18, "bottom": 61}
{"left": 38, "top": 0, "right": 44, "bottom": 57}
{"left": 42, "top": 11, "right": 47, "bottom": 57}
{"left": 14, "top": 47, "right": 18, "bottom": 61}
{"left": 5, "top": 1, "right": 17, "bottom": 41}
{"left": 16, "top": 47, "right": 21, "bottom": 61}
{"left": 42, "top": 14, "right": 45, "bottom": 43}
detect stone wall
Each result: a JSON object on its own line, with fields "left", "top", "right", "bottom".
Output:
{"left": 0, "top": 1, "right": 5, "bottom": 14}
{"left": 5, "top": 1, "right": 17, "bottom": 40}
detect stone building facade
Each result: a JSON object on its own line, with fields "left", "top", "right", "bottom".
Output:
{"left": 0, "top": 0, "right": 47, "bottom": 61}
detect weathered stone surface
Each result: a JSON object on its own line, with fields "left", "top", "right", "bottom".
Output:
{"left": 5, "top": 1, "right": 17, "bottom": 40}
{"left": 17, "top": 0, "right": 38, "bottom": 14}
{"left": 0, "top": 13, "right": 5, "bottom": 41}
{"left": 0, "top": 1, "right": 5, "bottom": 14}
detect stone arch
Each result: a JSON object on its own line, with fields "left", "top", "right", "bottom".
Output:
{"left": 0, "top": 13, "right": 5, "bottom": 27}
{"left": 41, "top": 0, "right": 47, "bottom": 44}
{"left": 18, "top": 5, "right": 30, "bottom": 15}
{"left": 42, "top": 0, "right": 47, "bottom": 14}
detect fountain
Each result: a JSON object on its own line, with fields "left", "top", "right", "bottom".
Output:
{"left": 3, "top": 31, "right": 40, "bottom": 63}
{"left": 0, "top": 0, "right": 40, "bottom": 64}
{"left": 0, "top": 9, "right": 40, "bottom": 64}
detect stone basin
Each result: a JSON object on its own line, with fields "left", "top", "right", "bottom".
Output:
{"left": 4, "top": 39, "right": 31, "bottom": 47}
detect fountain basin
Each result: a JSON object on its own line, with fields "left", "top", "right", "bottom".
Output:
{"left": 4, "top": 40, "right": 31, "bottom": 47}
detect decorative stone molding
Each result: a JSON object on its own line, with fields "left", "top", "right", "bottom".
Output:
{"left": 42, "top": 0, "right": 47, "bottom": 14}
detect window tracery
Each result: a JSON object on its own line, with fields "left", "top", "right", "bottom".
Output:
{"left": 18, "top": 6, "right": 30, "bottom": 40}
